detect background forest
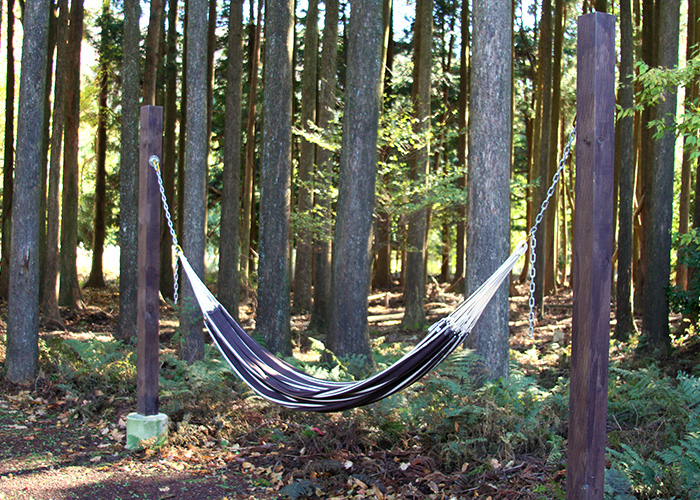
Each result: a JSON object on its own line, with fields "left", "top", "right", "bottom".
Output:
{"left": 1, "top": 0, "right": 700, "bottom": 499}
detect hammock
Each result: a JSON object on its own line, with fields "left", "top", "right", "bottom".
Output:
{"left": 176, "top": 241, "right": 527, "bottom": 412}
{"left": 148, "top": 155, "right": 535, "bottom": 412}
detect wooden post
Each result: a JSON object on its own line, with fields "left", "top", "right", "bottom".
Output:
{"left": 137, "top": 105, "right": 163, "bottom": 416}
{"left": 567, "top": 13, "right": 615, "bottom": 500}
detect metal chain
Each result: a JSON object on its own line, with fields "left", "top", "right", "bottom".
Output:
{"left": 149, "top": 155, "right": 180, "bottom": 305}
{"left": 527, "top": 125, "right": 577, "bottom": 337}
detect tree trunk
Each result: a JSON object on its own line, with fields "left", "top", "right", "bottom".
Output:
{"left": 176, "top": 0, "right": 188, "bottom": 242}
{"left": 219, "top": 0, "right": 243, "bottom": 320}
{"left": 0, "top": 0, "right": 16, "bottom": 300}
{"left": 160, "top": 0, "right": 178, "bottom": 301}
{"left": 327, "top": 0, "right": 383, "bottom": 366}
{"left": 465, "top": 0, "right": 512, "bottom": 382}
{"left": 533, "top": 0, "right": 552, "bottom": 313}
{"left": 58, "top": 0, "right": 84, "bottom": 310}
{"left": 292, "top": 0, "right": 318, "bottom": 313}
{"left": 180, "top": 0, "right": 209, "bottom": 363}
{"left": 308, "top": 0, "right": 339, "bottom": 333}
{"left": 614, "top": 0, "right": 638, "bottom": 340}
{"left": 142, "top": 0, "right": 163, "bottom": 105}
{"left": 85, "top": 1, "right": 112, "bottom": 289}
{"left": 642, "top": 0, "right": 679, "bottom": 353}
{"left": 6, "top": 0, "right": 50, "bottom": 384}
{"left": 116, "top": 0, "right": 141, "bottom": 340}
{"left": 205, "top": 0, "right": 216, "bottom": 164}
{"left": 41, "top": 0, "right": 68, "bottom": 325}
{"left": 240, "top": 0, "right": 263, "bottom": 299}
{"left": 455, "top": 0, "right": 469, "bottom": 285}
{"left": 676, "top": 0, "right": 699, "bottom": 290}
{"left": 401, "top": 0, "right": 432, "bottom": 330}
{"left": 257, "top": 0, "right": 294, "bottom": 356}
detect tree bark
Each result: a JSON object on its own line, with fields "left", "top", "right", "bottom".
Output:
{"left": 58, "top": 0, "right": 84, "bottom": 310}
{"left": 219, "top": 0, "right": 243, "bottom": 320}
{"left": 6, "top": 0, "right": 50, "bottom": 384}
{"left": 401, "top": 0, "right": 432, "bottom": 330}
{"left": 85, "top": 1, "right": 112, "bottom": 289}
{"left": 465, "top": 0, "right": 512, "bottom": 381}
{"left": 614, "top": 0, "right": 638, "bottom": 340}
{"left": 117, "top": 0, "right": 141, "bottom": 340}
{"left": 642, "top": 0, "right": 679, "bottom": 352}
{"left": 160, "top": 0, "right": 178, "bottom": 301}
{"left": 308, "top": 0, "right": 339, "bottom": 332}
{"left": 180, "top": 0, "right": 209, "bottom": 363}
{"left": 257, "top": 0, "right": 294, "bottom": 356}
{"left": 292, "top": 0, "right": 318, "bottom": 314}
{"left": 327, "top": 0, "right": 383, "bottom": 366}
{"left": 240, "top": 0, "right": 264, "bottom": 298}
{"left": 41, "top": 0, "right": 68, "bottom": 325}
{"left": 0, "top": 0, "right": 16, "bottom": 299}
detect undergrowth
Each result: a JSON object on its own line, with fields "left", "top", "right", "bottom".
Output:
{"left": 23, "top": 325, "right": 700, "bottom": 499}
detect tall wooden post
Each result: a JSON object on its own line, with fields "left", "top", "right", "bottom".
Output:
{"left": 137, "top": 105, "right": 163, "bottom": 416}
{"left": 567, "top": 13, "right": 615, "bottom": 500}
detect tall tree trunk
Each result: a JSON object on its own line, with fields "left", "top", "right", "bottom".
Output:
{"left": 292, "top": 0, "right": 318, "bottom": 313}
{"left": 533, "top": 0, "right": 552, "bottom": 314}
{"left": 58, "top": 0, "right": 84, "bottom": 310}
{"left": 142, "top": 0, "right": 163, "bottom": 105}
{"left": 219, "top": 0, "right": 243, "bottom": 320}
{"left": 455, "top": 0, "right": 469, "bottom": 285}
{"left": 116, "top": 0, "right": 141, "bottom": 340}
{"left": 465, "top": 0, "right": 512, "bottom": 381}
{"left": 85, "top": 1, "right": 112, "bottom": 289}
{"left": 676, "top": 0, "right": 699, "bottom": 290}
{"left": 176, "top": 0, "right": 188, "bottom": 242}
{"left": 642, "top": 0, "right": 679, "bottom": 352}
{"left": 327, "top": 0, "right": 383, "bottom": 366}
{"left": 41, "top": 0, "right": 68, "bottom": 325}
{"left": 180, "top": 0, "right": 209, "bottom": 363}
{"left": 0, "top": 0, "right": 16, "bottom": 299}
{"left": 308, "top": 0, "right": 339, "bottom": 333}
{"left": 614, "top": 0, "right": 638, "bottom": 340}
{"left": 240, "top": 0, "right": 263, "bottom": 299}
{"left": 257, "top": 0, "right": 294, "bottom": 356}
{"left": 401, "top": 0, "right": 432, "bottom": 330}
{"left": 205, "top": 0, "right": 216, "bottom": 164}
{"left": 6, "top": 0, "right": 50, "bottom": 384}
{"left": 544, "top": 0, "right": 563, "bottom": 291}
{"left": 160, "top": 0, "right": 178, "bottom": 301}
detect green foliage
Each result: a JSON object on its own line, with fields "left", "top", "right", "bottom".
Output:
{"left": 669, "top": 229, "right": 700, "bottom": 326}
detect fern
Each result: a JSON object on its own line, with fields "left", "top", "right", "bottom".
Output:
{"left": 279, "top": 479, "right": 321, "bottom": 499}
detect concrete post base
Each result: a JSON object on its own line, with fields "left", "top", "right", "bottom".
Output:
{"left": 126, "top": 412, "right": 168, "bottom": 451}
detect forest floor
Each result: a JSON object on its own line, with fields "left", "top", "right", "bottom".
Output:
{"left": 0, "top": 279, "right": 686, "bottom": 500}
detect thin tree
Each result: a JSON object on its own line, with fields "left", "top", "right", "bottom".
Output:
{"left": 465, "top": 0, "right": 513, "bottom": 381}
{"left": 41, "top": 0, "right": 69, "bottom": 325}
{"left": 58, "top": 0, "right": 84, "bottom": 310}
{"left": 241, "top": 0, "right": 264, "bottom": 298}
{"left": 292, "top": 0, "right": 319, "bottom": 314}
{"left": 116, "top": 0, "right": 140, "bottom": 340}
{"left": 85, "top": 0, "right": 113, "bottom": 289}
{"left": 160, "top": 0, "right": 178, "bottom": 301}
{"left": 5, "top": 0, "right": 50, "bottom": 384}
{"left": 614, "top": 0, "right": 637, "bottom": 340}
{"left": 0, "top": 0, "right": 16, "bottom": 299}
{"left": 327, "top": 0, "right": 383, "bottom": 365}
{"left": 142, "top": 0, "right": 163, "bottom": 105}
{"left": 454, "top": 0, "right": 469, "bottom": 286}
{"left": 257, "top": 0, "right": 294, "bottom": 356}
{"left": 401, "top": 0, "right": 433, "bottom": 330}
{"left": 642, "top": 0, "right": 680, "bottom": 352}
{"left": 219, "top": 0, "right": 243, "bottom": 320}
{"left": 308, "top": 0, "right": 339, "bottom": 333}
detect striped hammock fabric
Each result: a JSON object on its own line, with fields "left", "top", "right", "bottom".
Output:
{"left": 177, "top": 241, "right": 527, "bottom": 412}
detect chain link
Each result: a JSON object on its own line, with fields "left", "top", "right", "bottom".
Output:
{"left": 527, "top": 125, "right": 577, "bottom": 337}
{"left": 149, "top": 155, "right": 180, "bottom": 305}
